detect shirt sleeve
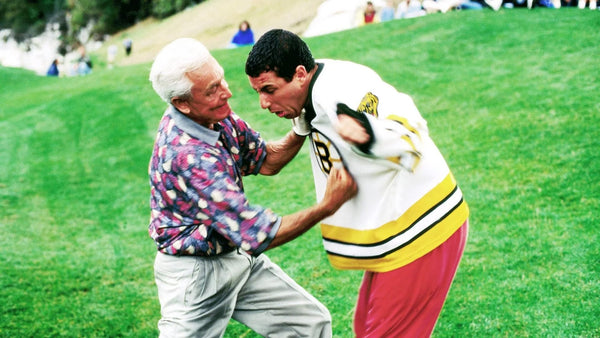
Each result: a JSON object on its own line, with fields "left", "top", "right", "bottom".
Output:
{"left": 227, "top": 112, "right": 268, "bottom": 176}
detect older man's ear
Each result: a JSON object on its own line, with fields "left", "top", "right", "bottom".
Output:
{"left": 171, "top": 97, "right": 191, "bottom": 114}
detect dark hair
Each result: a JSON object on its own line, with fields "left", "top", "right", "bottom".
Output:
{"left": 240, "top": 20, "right": 250, "bottom": 30}
{"left": 245, "top": 29, "right": 315, "bottom": 82}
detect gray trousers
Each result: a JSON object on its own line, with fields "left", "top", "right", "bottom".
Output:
{"left": 154, "top": 250, "right": 332, "bottom": 338}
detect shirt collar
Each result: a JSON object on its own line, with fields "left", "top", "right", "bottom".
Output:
{"left": 167, "top": 105, "right": 221, "bottom": 145}
{"left": 304, "top": 62, "right": 324, "bottom": 122}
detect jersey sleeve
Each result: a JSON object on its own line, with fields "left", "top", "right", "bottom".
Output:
{"left": 361, "top": 83, "right": 428, "bottom": 171}
{"left": 338, "top": 80, "right": 428, "bottom": 172}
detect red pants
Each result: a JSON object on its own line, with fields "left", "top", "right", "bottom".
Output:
{"left": 354, "top": 221, "right": 469, "bottom": 338}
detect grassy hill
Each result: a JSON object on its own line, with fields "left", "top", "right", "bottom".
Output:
{"left": 94, "top": 0, "right": 326, "bottom": 68}
{"left": 1, "top": 8, "right": 599, "bottom": 337}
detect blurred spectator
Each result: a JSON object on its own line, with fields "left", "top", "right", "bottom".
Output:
{"left": 578, "top": 0, "right": 597, "bottom": 8}
{"left": 503, "top": 0, "right": 529, "bottom": 7}
{"left": 77, "top": 46, "right": 92, "bottom": 76}
{"left": 561, "top": 0, "right": 578, "bottom": 6}
{"left": 459, "top": 0, "right": 485, "bottom": 9}
{"left": 422, "top": 0, "right": 468, "bottom": 13}
{"left": 229, "top": 20, "right": 255, "bottom": 48}
{"left": 363, "top": 1, "right": 378, "bottom": 24}
{"left": 537, "top": 0, "right": 560, "bottom": 7}
{"left": 380, "top": 0, "right": 396, "bottom": 21}
{"left": 123, "top": 39, "right": 133, "bottom": 56}
{"left": 46, "top": 59, "right": 59, "bottom": 77}
{"left": 521, "top": 0, "right": 561, "bottom": 7}
{"left": 396, "top": 0, "right": 427, "bottom": 19}
{"left": 107, "top": 44, "right": 117, "bottom": 69}
{"left": 483, "top": 0, "right": 503, "bottom": 10}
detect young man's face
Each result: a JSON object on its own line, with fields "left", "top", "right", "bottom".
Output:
{"left": 248, "top": 66, "right": 309, "bottom": 120}
{"left": 172, "top": 57, "right": 232, "bottom": 128}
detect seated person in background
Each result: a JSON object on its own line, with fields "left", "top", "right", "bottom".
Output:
{"left": 423, "top": 0, "right": 483, "bottom": 12}
{"left": 76, "top": 46, "right": 92, "bottom": 76}
{"left": 363, "top": 1, "right": 378, "bottom": 24}
{"left": 380, "top": 0, "right": 396, "bottom": 21}
{"left": 46, "top": 59, "right": 59, "bottom": 76}
{"left": 577, "top": 0, "right": 596, "bottom": 8}
{"left": 229, "top": 20, "right": 255, "bottom": 48}
{"left": 396, "top": 0, "right": 427, "bottom": 19}
{"left": 459, "top": 0, "right": 485, "bottom": 9}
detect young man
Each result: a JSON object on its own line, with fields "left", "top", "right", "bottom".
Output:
{"left": 147, "top": 38, "right": 357, "bottom": 337}
{"left": 246, "top": 29, "right": 470, "bottom": 337}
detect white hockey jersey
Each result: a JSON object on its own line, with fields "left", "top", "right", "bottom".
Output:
{"left": 306, "top": 59, "right": 469, "bottom": 272}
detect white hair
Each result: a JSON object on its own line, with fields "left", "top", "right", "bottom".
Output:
{"left": 149, "top": 38, "right": 212, "bottom": 103}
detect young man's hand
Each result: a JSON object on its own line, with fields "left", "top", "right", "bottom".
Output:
{"left": 335, "top": 103, "right": 374, "bottom": 153}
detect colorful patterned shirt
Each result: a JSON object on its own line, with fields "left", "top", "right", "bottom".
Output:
{"left": 148, "top": 106, "right": 281, "bottom": 256}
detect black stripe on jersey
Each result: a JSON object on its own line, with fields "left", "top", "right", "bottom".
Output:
{"left": 323, "top": 185, "right": 463, "bottom": 260}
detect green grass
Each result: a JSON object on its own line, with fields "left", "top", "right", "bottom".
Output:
{"left": 1, "top": 8, "right": 598, "bottom": 337}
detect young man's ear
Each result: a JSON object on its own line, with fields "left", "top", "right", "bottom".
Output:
{"left": 171, "top": 97, "right": 190, "bottom": 114}
{"left": 294, "top": 65, "right": 308, "bottom": 83}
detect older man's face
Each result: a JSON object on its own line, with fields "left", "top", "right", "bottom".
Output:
{"left": 173, "top": 57, "right": 233, "bottom": 128}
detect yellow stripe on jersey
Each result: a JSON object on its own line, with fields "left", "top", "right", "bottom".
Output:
{"left": 325, "top": 199, "right": 468, "bottom": 272}
{"left": 321, "top": 173, "right": 459, "bottom": 244}
{"left": 401, "top": 134, "right": 416, "bottom": 151}
{"left": 320, "top": 173, "right": 469, "bottom": 272}
{"left": 387, "top": 114, "right": 421, "bottom": 138}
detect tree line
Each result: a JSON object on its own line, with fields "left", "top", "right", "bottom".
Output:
{"left": 0, "top": 0, "right": 202, "bottom": 53}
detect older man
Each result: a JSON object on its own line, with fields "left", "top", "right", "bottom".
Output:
{"left": 147, "top": 38, "right": 356, "bottom": 338}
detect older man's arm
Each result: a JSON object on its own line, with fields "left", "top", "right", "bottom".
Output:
{"left": 259, "top": 130, "right": 306, "bottom": 176}
{"left": 267, "top": 166, "right": 357, "bottom": 250}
